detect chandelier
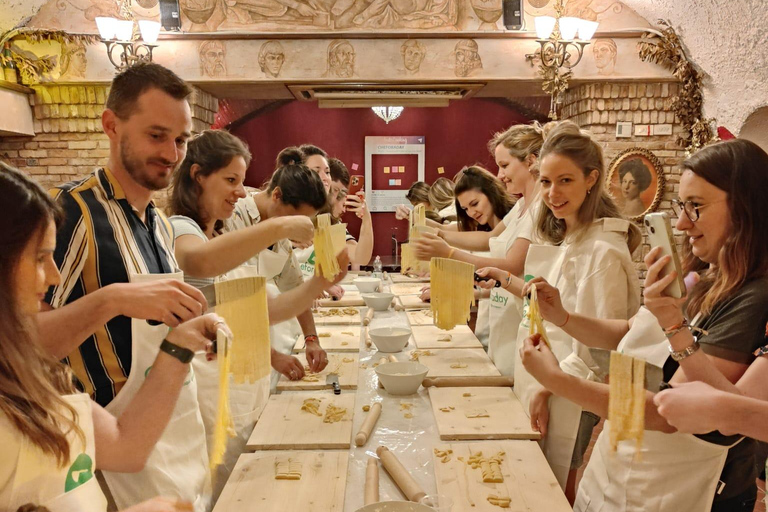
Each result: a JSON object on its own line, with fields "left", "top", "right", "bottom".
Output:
{"left": 372, "top": 106, "right": 404, "bottom": 124}
{"left": 525, "top": 0, "right": 599, "bottom": 119}
{"left": 95, "top": 6, "right": 160, "bottom": 72}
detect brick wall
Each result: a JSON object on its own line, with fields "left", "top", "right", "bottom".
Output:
{"left": 561, "top": 81, "right": 687, "bottom": 282}
{"left": 0, "top": 84, "right": 218, "bottom": 208}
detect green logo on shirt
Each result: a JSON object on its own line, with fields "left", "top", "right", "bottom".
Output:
{"left": 307, "top": 250, "right": 316, "bottom": 265}
{"left": 64, "top": 453, "right": 93, "bottom": 492}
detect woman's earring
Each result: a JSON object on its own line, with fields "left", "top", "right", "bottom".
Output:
{"left": 587, "top": 188, "right": 592, "bottom": 195}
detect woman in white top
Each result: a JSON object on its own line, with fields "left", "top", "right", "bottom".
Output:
{"left": 412, "top": 166, "right": 512, "bottom": 347}
{"left": 0, "top": 164, "right": 223, "bottom": 512}
{"left": 477, "top": 121, "right": 641, "bottom": 500}
{"left": 519, "top": 138, "right": 768, "bottom": 512}
{"left": 167, "top": 132, "right": 347, "bottom": 495}
{"left": 413, "top": 123, "right": 550, "bottom": 374}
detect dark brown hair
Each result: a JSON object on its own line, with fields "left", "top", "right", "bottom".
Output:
{"left": 0, "top": 162, "right": 83, "bottom": 467}
{"left": 299, "top": 144, "right": 328, "bottom": 159}
{"left": 406, "top": 181, "right": 430, "bottom": 206}
{"left": 454, "top": 166, "right": 513, "bottom": 232}
{"left": 266, "top": 163, "right": 327, "bottom": 210}
{"left": 275, "top": 146, "right": 305, "bottom": 169}
{"left": 329, "top": 157, "right": 350, "bottom": 187}
{"left": 682, "top": 139, "right": 768, "bottom": 317}
{"left": 106, "top": 63, "right": 192, "bottom": 120}
{"left": 169, "top": 130, "right": 251, "bottom": 232}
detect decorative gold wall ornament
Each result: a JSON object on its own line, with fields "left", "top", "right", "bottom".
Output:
{"left": 606, "top": 148, "right": 665, "bottom": 221}
{"left": 0, "top": 28, "right": 98, "bottom": 84}
{"left": 637, "top": 20, "right": 719, "bottom": 154}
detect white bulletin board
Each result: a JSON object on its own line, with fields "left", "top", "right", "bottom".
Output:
{"left": 364, "top": 136, "right": 426, "bottom": 212}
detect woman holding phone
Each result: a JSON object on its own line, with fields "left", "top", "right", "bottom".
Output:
{"left": 519, "top": 139, "right": 768, "bottom": 511}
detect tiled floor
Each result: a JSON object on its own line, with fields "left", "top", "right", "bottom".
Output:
{"left": 576, "top": 419, "right": 766, "bottom": 512}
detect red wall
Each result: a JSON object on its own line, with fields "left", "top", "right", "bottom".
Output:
{"left": 231, "top": 98, "right": 530, "bottom": 259}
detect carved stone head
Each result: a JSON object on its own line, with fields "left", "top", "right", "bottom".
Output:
{"left": 454, "top": 39, "right": 482, "bottom": 77}
{"left": 327, "top": 39, "right": 355, "bottom": 78}
{"left": 593, "top": 38, "right": 617, "bottom": 76}
{"left": 259, "top": 40, "right": 285, "bottom": 78}
{"left": 401, "top": 39, "right": 426, "bottom": 73}
{"left": 199, "top": 40, "right": 226, "bottom": 77}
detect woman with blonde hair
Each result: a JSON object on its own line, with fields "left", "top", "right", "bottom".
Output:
{"left": 428, "top": 177, "right": 457, "bottom": 223}
{"left": 413, "top": 122, "right": 549, "bottom": 370}
{"left": 520, "top": 138, "right": 768, "bottom": 511}
{"left": 0, "top": 163, "right": 223, "bottom": 512}
{"left": 477, "top": 121, "right": 641, "bottom": 500}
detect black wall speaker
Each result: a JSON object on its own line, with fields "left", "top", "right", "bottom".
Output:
{"left": 159, "top": 0, "right": 182, "bottom": 31}
{"left": 503, "top": 0, "right": 523, "bottom": 31}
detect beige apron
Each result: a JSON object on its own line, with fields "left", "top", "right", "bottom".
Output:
{"left": 512, "top": 243, "right": 578, "bottom": 489}
{"left": 487, "top": 237, "right": 523, "bottom": 376}
{"left": 195, "top": 262, "right": 280, "bottom": 499}
{"left": 574, "top": 308, "right": 737, "bottom": 512}
{"left": 9, "top": 393, "right": 108, "bottom": 512}
{"left": 102, "top": 272, "right": 211, "bottom": 512}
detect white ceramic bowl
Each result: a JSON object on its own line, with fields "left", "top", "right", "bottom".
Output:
{"left": 375, "top": 362, "right": 429, "bottom": 395}
{"left": 368, "top": 326, "right": 412, "bottom": 352}
{"left": 353, "top": 277, "right": 382, "bottom": 293}
{"left": 355, "top": 502, "right": 435, "bottom": 512}
{"left": 361, "top": 292, "right": 394, "bottom": 311}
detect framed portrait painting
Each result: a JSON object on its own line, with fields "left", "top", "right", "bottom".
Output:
{"left": 606, "top": 148, "right": 665, "bottom": 221}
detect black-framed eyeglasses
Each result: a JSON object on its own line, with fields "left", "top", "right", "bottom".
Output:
{"left": 671, "top": 199, "right": 725, "bottom": 222}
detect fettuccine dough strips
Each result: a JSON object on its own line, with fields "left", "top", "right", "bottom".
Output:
{"left": 429, "top": 257, "right": 475, "bottom": 330}
{"left": 608, "top": 351, "right": 645, "bottom": 455}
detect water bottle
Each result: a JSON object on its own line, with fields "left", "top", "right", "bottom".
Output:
{"left": 373, "top": 255, "right": 383, "bottom": 278}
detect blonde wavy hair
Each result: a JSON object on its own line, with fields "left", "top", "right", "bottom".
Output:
{"left": 535, "top": 121, "right": 641, "bottom": 252}
{"left": 488, "top": 121, "right": 557, "bottom": 168}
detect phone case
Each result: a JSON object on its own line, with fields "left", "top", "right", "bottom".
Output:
{"left": 644, "top": 212, "right": 685, "bottom": 299}
{"left": 348, "top": 175, "right": 365, "bottom": 196}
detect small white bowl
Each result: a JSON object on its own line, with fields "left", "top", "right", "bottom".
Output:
{"left": 362, "top": 292, "right": 394, "bottom": 311}
{"left": 375, "top": 362, "right": 429, "bottom": 395}
{"left": 369, "top": 326, "right": 412, "bottom": 352}
{"left": 355, "top": 502, "right": 435, "bottom": 512}
{"left": 353, "top": 277, "right": 381, "bottom": 293}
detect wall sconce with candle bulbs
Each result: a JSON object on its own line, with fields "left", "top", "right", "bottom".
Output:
{"left": 95, "top": 13, "right": 160, "bottom": 72}
{"left": 525, "top": 0, "right": 599, "bottom": 119}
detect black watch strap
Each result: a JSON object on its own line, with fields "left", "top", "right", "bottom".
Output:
{"left": 160, "top": 339, "right": 194, "bottom": 364}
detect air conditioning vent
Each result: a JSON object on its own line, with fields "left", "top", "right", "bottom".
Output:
{"left": 287, "top": 82, "right": 484, "bottom": 108}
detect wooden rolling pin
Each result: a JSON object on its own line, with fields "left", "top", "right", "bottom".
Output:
{"left": 355, "top": 402, "right": 382, "bottom": 446}
{"left": 376, "top": 446, "right": 426, "bottom": 503}
{"left": 364, "top": 326, "right": 372, "bottom": 348}
{"left": 421, "top": 376, "right": 515, "bottom": 387}
{"left": 365, "top": 457, "right": 379, "bottom": 505}
{"left": 363, "top": 308, "right": 375, "bottom": 326}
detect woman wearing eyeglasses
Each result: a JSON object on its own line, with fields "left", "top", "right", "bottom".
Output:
{"left": 518, "top": 139, "right": 768, "bottom": 512}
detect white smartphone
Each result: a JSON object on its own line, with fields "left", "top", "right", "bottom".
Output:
{"left": 644, "top": 212, "right": 686, "bottom": 299}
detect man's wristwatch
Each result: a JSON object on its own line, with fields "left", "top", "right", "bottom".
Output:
{"left": 160, "top": 339, "right": 195, "bottom": 364}
{"left": 668, "top": 339, "right": 700, "bottom": 362}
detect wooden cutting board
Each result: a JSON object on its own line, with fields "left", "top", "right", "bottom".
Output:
{"left": 397, "top": 295, "right": 430, "bottom": 310}
{"left": 293, "top": 325, "right": 360, "bottom": 353}
{"left": 390, "top": 282, "right": 428, "bottom": 296}
{"left": 432, "top": 441, "right": 569, "bottom": 512}
{"left": 313, "top": 307, "right": 361, "bottom": 325}
{"left": 390, "top": 273, "right": 430, "bottom": 284}
{"left": 411, "top": 325, "right": 482, "bottom": 349}
{"left": 276, "top": 353, "right": 359, "bottom": 391}
{"left": 428, "top": 387, "right": 540, "bottom": 440}
{"left": 213, "top": 450, "right": 348, "bottom": 512}
{"left": 407, "top": 348, "right": 500, "bottom": 378}
{"left": 317, "top": 292, "right": 365, "bottom": 308}
{"left": 405, "top": 309, "right": 435, "bottom": 326}
{"left": 247, "top": 391, "right": 355, "bottom": 450}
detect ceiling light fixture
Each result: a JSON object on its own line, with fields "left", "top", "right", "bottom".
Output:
{"left": 372, "top": 106, "right": 404, "bottom": 124}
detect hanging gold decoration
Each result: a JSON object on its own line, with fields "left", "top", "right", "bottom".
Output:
{"left": 637, "top": 20, "right": 719, "bottom": 154}
{"left": 0, "top": 28, "right": 98, "bottom": 84}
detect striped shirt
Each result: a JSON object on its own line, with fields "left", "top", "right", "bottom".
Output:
{"left": 45, "top": 168, "right": 178, "bottom": 407}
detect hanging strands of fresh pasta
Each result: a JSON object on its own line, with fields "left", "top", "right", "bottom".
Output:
{"left": 403, "top": 204, "right": 430, "bottom": 275}
{"left": 314, "top": 213, "right": 347, "bottom": 280}
{"left": 527, "top": 284, "right": 551, "bottom": 348}
{"left": 210, "top": 329, "right": 235, "bottom": 469}
{"left": 429, "top": 257, "right": 475, "bottom": 330}
{"left": 214, "top": 276, "right": 271, "bottom": 384}
{"left": 608, "top": 351, "right": 645, "bottom": 456}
